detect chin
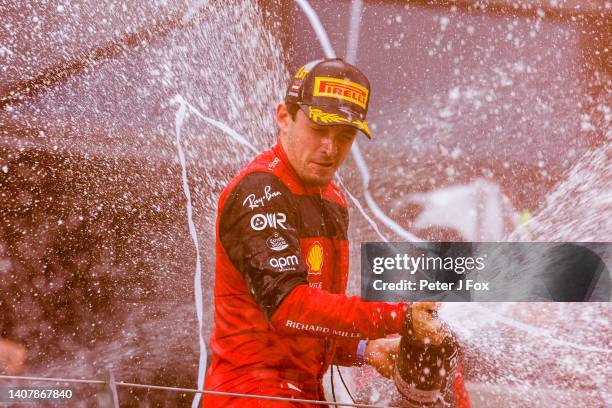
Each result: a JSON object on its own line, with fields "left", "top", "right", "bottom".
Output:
{"left": 302, "top": 173, "right": 333, "bottom": 187}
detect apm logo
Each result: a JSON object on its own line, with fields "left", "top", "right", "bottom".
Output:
{"left": 269, "top": 255, "right": 299, "bottom": 271}
{"left": 250, "top": 213, "right": 287, "bottom": 231}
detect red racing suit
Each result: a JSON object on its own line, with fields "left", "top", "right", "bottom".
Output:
{"left": 204, "top": 141, "right": 470, "bottom": 407}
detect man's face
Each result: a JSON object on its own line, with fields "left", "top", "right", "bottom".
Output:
{"left": 277, "top": 104, "right": 358, "bottom": 187}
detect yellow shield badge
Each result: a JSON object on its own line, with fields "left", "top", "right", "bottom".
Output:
{"left": 306, "top": 241, "right": 324, "bottom": 274}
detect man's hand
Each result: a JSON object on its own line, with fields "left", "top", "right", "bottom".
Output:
{"left": 0, "top": 338, "right": 27, "bottom": 374}
{"left": 411, "top": 302, "right": 449, "bottom": 345}
{"left": 364, "top": 304, "right": 450, "bottom": 379}
{"left": 364, "top": 337, "right": 400, "bottom": 379}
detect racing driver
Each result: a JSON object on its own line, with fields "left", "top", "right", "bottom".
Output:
{"left": 204, "top": 58, "right": 470, "bottom": 407}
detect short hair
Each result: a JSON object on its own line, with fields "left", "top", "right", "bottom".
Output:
{"left": 286, "top": 102, "right": 300, "bottom": 121}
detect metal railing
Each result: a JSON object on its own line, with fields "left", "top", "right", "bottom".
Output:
{"left": 0, "top": 373, "right": 396, "bottom": 407}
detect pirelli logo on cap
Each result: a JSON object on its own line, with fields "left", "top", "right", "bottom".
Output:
{"left": 313, "top": 77, "right": 369, "bottom": 109}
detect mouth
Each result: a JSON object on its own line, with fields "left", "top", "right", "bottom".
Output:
{"left": 311, "top": 161, "right": 335, "bottom": 170}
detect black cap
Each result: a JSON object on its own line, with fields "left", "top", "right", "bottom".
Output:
{"left": 285, "top": 58, "right": 372, "bottom": 138}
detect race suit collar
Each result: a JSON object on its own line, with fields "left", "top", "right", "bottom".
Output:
{"left": 272, "top": 139, "right": 329, "bottom": 196}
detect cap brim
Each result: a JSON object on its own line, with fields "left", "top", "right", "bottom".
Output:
{"left": 298, "top": 104, "right": 372, "bottom": 139}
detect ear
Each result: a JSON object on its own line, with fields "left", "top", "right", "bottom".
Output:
{"left": 275, "top": 103, "right": 291, "bottom": 137}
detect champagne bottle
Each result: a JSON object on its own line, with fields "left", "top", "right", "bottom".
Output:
{"left": 394, "top": 309, "right": 458, "bottom": 407}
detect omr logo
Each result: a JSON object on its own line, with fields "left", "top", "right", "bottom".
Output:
{"left": 269, "top": 255, "right": 299, "bottom": 271}
{"left": 250, "top": 213, "right": 287, "bottom": 231}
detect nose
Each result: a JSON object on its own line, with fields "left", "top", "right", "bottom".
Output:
{"left": 321, "top": 133, "right": 338, "bottom": 157}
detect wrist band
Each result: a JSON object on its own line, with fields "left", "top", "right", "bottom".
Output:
{"left": 356, "top": 340, "right": 367, "bottom": 366}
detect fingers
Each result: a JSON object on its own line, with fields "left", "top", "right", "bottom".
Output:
{"left": 413, "top": 301, "right": 441, "bottom": 312}
{"left": 365, "top": 338, "right": 401, "bottom": 379}
{"left": 411, "top": 303, "right": 449, "bottom": 345}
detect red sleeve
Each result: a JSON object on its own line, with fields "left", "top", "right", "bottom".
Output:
{"left": 270, "top": 284, "right": 408, "bottom": 340}
{"left": 453, "top": 362, "right": 471, "bottom": 408}
{"left": 332, "top": 339, "right": 361, "bottom": 366}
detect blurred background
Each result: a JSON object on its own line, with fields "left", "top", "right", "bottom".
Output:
{"left": 0, "top": 0, "right": 610, "bottom": 406}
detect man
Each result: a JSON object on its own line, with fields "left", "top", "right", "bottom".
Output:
{"left": 204, "top": 59, "right": 469, "bottom": 406}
